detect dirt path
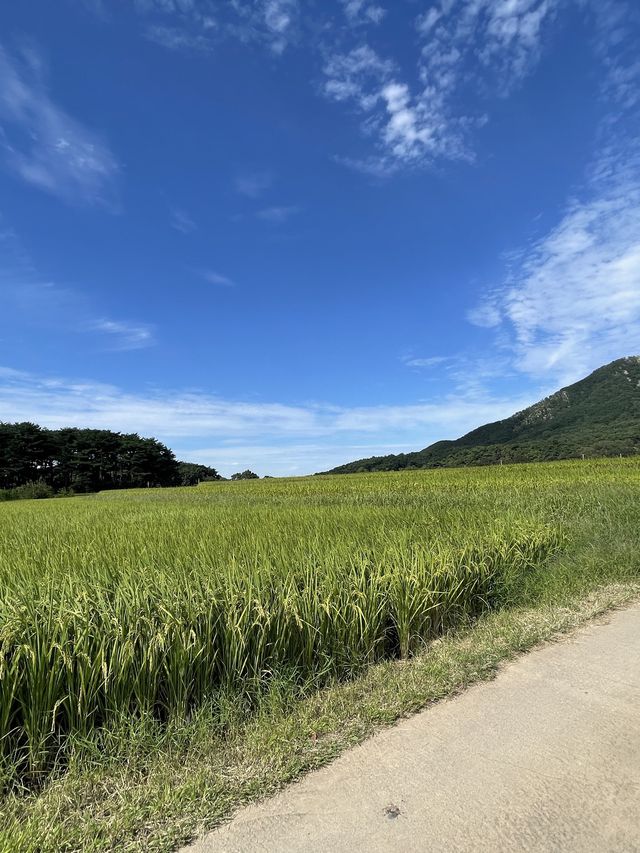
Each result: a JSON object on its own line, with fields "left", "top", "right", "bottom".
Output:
{"left": 183, "top": 605, "right": 640, "bottom": 852}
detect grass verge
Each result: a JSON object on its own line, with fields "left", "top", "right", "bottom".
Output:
{"left": 1, "top": 582, "right": 637, "bottom": 853}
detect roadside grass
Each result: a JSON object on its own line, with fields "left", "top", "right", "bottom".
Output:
{"left": 1, "top": 586, "right": 637, "bottom": 853}
{"left": 0, "top": 459, "right": 638, "bottom": 851}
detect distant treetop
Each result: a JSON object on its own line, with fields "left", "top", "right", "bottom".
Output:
{"left": 177, "top": 462, "right": 222, "bottom": 486}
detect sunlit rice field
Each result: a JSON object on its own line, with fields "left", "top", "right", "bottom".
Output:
{"left": 1, "top": 458, "right": 638, "bottom": 789}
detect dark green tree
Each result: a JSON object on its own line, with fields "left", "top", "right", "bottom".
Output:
{"left": 0, "top": 423, "right": 181, "bottom": 494}
{"left": 231, "top": 470, "right": 259, "bottom": 480}
{"left": 177, "top": 462, "right": 222, "bottom": 485}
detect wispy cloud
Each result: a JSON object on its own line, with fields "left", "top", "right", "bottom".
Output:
{"left": 78, "top": 1, "right": 639, "bottom": 177}
{"left": 235, "top": 170, "right": 273, "bottom": 198}
{"left": 418, "top": 0, "right": 558, "bottom": 96}
{"left": 323, "top": 45, "right": 394, "bottom": 107}
{"left": 0, "top": 365, "right": 539, "bottom": 475}
{"left": 588, "top": 0, "right": 640, "bottom": 108}
{"left": 78, "top": 0, "right": 107, "bottom": 16}
{"left": 137, "top": 0, "right": 217, "bottom": 51}
{"left": 197, "top": 269, "right": 236, "bottom": 287}
{"left": 92, "top": 319, "right": 155, "bottom": 351}
{"left": 260, "top": 0, "right": 299, "bottom": 54}
{"left": 144, "top": 23, "right": 216, "bottom": 52}
{"left": 2, "top": 278, "right": 154, "bottom": 351}
{"left": 402, "top": 355, "right": 453, "bottom": 369}
{"left": 256, "top": 204, "right": 300, "bottom": 224}
{"left": 170, "top": 207, "right": 197, "bottom": 234}
{"left": 0, "top": 224, "right": 154, "bottom": 352}
{"left": 129, "top": 0, "right": 298, "bottom": 55}
{"left": 466, "top": 301, "right": 502, "bottom": 330}
{"left": 324, "top": 0, "right": 559, "bottom": 173}
{"left": 0, "top": 42, "right": 119, "bottom": 205}
{"left": 323, "top": 0, "right": 640, "bottom": 174}
{"left": 469, "top": 143, "right": 640, "bottom": 385}
{"left": 175, "top": 442, "right": 408, "bottom": 478}
{"left": 340, "top": 0, "right": 386, "bottom": 26}
{"left": 322, "top": 44, "right": 471, "bottom": 174}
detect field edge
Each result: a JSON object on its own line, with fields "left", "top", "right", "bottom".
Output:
{"left": 2, "top": 581, "right": 638, "bottom": 853}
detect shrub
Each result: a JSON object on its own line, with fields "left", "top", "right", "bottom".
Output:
{"left": 0, "top": 481, "right": 55, "bottom": 502}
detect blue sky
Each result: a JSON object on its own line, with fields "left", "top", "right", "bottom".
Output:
{"left": 1, "top": 0, "right": 639, "bottom": 476}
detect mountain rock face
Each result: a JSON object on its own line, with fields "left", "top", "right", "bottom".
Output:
{"left": 321, "top": 357, "right": 640, "bottom": 474}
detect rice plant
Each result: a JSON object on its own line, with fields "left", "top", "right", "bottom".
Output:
{"left": 0, "top": 458, "right": 637, "bottom": 787}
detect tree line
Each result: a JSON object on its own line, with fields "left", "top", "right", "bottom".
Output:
{"left": 321, "top": 428, "right": 640, "bottom": 475}
{"left": 0, "top": 423, "right": 222, "bottom": 495}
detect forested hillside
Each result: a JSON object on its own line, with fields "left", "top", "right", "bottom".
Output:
{"left": 322, "top": 357, "right": 640, "bottom": 474}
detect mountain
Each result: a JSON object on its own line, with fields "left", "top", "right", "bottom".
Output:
{"left": 320, "top": 357, "right": 640, "bottom": 475}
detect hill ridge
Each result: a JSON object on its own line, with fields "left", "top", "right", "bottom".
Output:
{"left": 320, "top": 356, "right": 640, "bottom": 475}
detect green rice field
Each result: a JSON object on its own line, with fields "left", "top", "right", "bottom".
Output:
{"left": 1, "top": 458, "right": 639, "bottom": 795}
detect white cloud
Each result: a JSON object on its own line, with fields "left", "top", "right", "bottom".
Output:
{"left": 466, "top": 300, "right": 502, "bottom": 329}
{"left": 469, "top": 144, "right": 640, "bottom": 385}
{"left": 136, "top": 0, "right": 218, "bottom": 51}
{"left": 132, "top": 0, "right": 298, "bottom": 54}
{"left": 78, "top": 0, "right": 639, "bottom": 176}
{"left": 79, "top": 0, "right": 108, "bottom": 15}
{"left": 341, "top": 0, "right": 386, "bottom": 26}
{"left": 322, "top": 44, "right": 470, "bottom": 173}
{"left": 403, "top": 355, "right": 452, "bottom": 369}
{"left": 133, "top": 0, "right": 209, "bottom": 14}
{"left": 231, "top": 1, "right": 298, "bottom": 53}
{"left": 256, "top": 205, "right": 300, "bottom": 223}
{"left": 324, "top": 1, "right": 640, "bottom": 173}
{"left": 235, "top": 170, "right": 273, "bottom": 198}
{"left": 323, "top": 45, "right": 394, "bottom": 107}
{"left": 197, "top": 269, "right": 236, "bottom": 286}
{"left": 261, "top": 0, "right": 298, "bottom": 52}
{"left": 381, "top": 82, "right": 439, "bottom": 163}
{"left": 0, "top": 365, "right": 540, "bottom": 475}
{"left": 93, "top": 319, "right": 155, "bottom": 350}
{"left": 322, "top": 0, "right": 557, "bottom": 170}
{"left": 416, "top": 7, "right": 441, "bottom": 35}
{"left": 0, "top": 43, "right": 119, "bottom": 205}
{"left": 135, "top": 0, "right": 217, "bottom": 25}
{"left": 170, "top": 207, "right": 197, "bottom": 233}
{"left": 418, "top": 0, "right": 558, "bottom": 98}
{"left": 586, "top": 0, "right": 640, "bottom": 107}
{"left": 144, "top": 24, "right": 216, "bottom": 52}
{"left": 175, "top": 442, "right": 407, "bottom": 477}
